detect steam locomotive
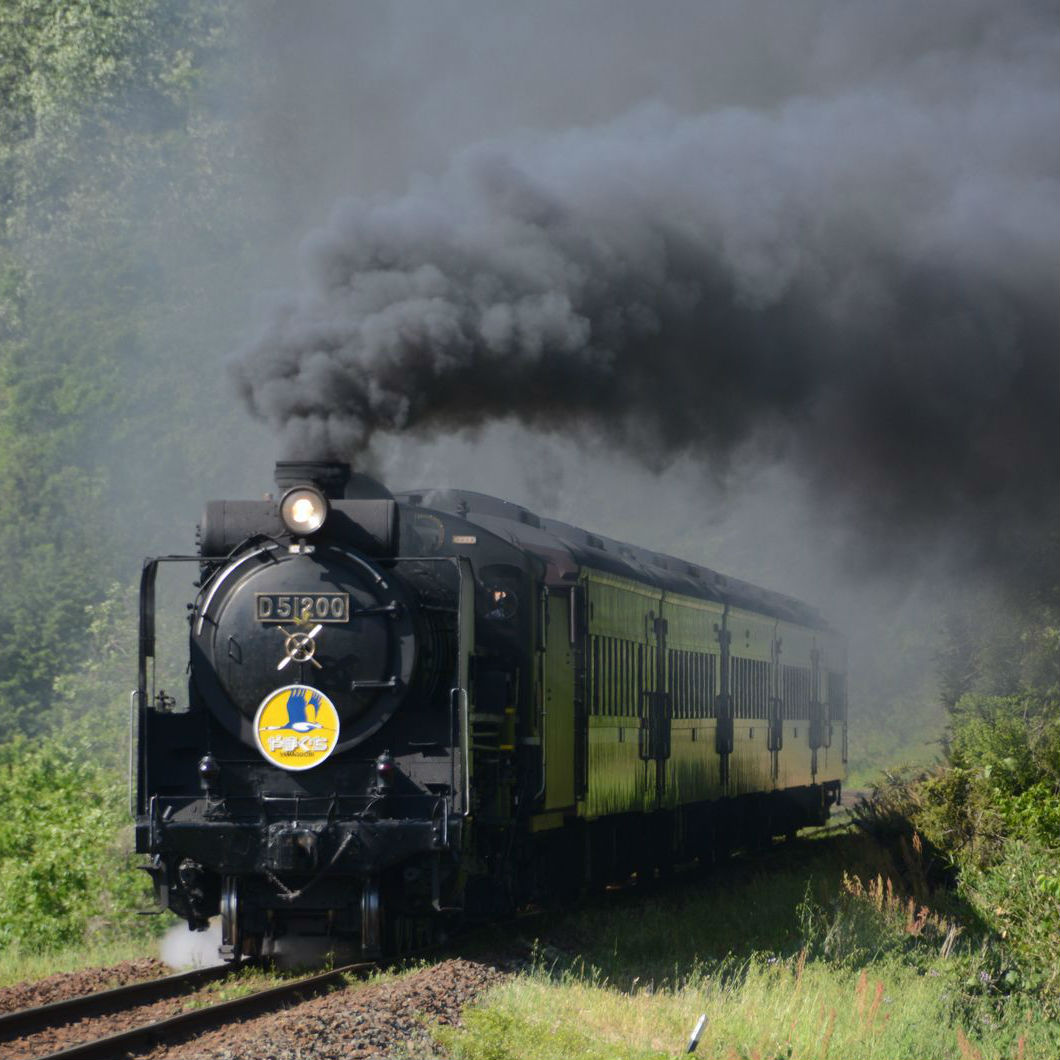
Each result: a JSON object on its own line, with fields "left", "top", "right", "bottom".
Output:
{"left": 134, "top": 461, "right": 845, "bottom": 958}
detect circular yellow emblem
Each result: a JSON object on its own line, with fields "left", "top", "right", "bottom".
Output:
{"left": 253, "top": 685, "right": 341, "bottom": 771}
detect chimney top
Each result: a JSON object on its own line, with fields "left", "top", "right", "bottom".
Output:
{"left": 274, "top": 460, "right": 351, "bottom": 499}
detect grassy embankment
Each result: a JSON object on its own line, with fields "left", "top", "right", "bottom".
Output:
{"left": 439, "top": 825, "right": 1057, "bottom": 1060}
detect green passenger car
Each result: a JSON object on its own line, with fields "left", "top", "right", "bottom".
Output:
{"left": 400, "top": 488, "right": 846, "bottom": 880}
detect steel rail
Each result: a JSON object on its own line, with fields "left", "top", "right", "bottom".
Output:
{"left": 0, "top": 964, "right": 237, "bottom": 1042}
{"left": 27, "top": 961, "right": 375, "bottom": 1060}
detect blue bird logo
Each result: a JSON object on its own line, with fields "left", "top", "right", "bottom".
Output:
{"left": 261, "top": 687, "right": 326, "bottom": 733}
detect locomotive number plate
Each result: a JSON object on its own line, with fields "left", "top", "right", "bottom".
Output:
{"left": 256, "top": 593, "right": 350, "bottom": 623}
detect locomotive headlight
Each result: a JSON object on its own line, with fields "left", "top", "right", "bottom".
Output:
{"left": 280, "top": 486, "right": 328, "bottom": 535}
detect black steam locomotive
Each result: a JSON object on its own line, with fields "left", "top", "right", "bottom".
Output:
{"left": 134, "top": 461, "right": 845, "bottom": 958}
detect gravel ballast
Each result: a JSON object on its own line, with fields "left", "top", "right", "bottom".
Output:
{"left": 144, "top": 958, "right": 509, "bottom": 1060}
{"left": 0, "top": 958, "right": 169, "bottom": 1015}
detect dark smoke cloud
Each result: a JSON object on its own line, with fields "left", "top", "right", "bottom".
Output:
{"left": 231, "top": 3, "right": 1058, "bottom": 571}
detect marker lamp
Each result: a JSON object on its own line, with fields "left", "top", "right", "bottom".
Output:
{"left": 280, "top": 486, "right": 328, "bottom": 535}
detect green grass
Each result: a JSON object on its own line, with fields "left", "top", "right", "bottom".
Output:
{"left": 442, "top": 958, "right": 1051, "bottom": 1060}
{"left": 438, "top": 831, "right": 1058, "bottom": 1060}
{"left": 0, "top": 935, "right": 159, "bottom": 989}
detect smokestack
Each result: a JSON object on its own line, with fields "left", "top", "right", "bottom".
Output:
{"left": 274, "top": 460, "right": 351, "bottom": 499}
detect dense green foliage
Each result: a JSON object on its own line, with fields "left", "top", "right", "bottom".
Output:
{"left": 0, "top": 736, "right": 151, "bottom": 952}
{"left": 0, "top": 0, "right": 258, "bottom": 731}
{"left": 861, "top": 599, "right": 1060, "bottom": 1007}
{"left": 0, "top": 584, "right": 173, "bottom": 954}
{"left": 915, "top": 693, "right": 1060, "bottom": 1000}
{"left": 0, "top": 0, "right": 255, "bottom": 948}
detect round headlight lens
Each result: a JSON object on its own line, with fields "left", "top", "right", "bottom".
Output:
{"left": 280, "top": 486, "right": 328, "bottom": 534}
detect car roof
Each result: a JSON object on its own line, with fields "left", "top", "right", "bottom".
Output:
{"left": 393, "top": 488, "right": 829, "bottom": 630}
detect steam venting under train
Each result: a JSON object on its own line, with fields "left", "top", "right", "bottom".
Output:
{"left": 135, "top": 460, "right": 845, "bottom": 958}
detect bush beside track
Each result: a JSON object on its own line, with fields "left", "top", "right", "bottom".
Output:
{"left": 0, "top": 736, "right": 163, "bottom": 961}
{"left": 0, "top": 587, "right": 174, "bottom": 976}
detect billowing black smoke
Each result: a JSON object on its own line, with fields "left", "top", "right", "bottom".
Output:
{"left": 231, "top": 13, "right": 1058, "bottom": 574}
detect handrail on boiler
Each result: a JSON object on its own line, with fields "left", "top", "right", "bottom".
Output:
{"left": 452, "top": 687, "right": 470, "bottom": 817}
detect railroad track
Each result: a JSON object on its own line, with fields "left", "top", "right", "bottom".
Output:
{"left": 3, "top": 821, "right": 864, "bottom": 1060}
{"left": 1, "top": 960, "right": 374, "bottom": 1060}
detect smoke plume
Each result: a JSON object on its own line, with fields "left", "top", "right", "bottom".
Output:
{"left": 231, "top": 3, "right": 1058, "bottom": 571}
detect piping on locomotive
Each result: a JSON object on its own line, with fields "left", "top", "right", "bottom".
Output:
{"left": 134, "top": 461, "right": 846, "bottom": 959}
